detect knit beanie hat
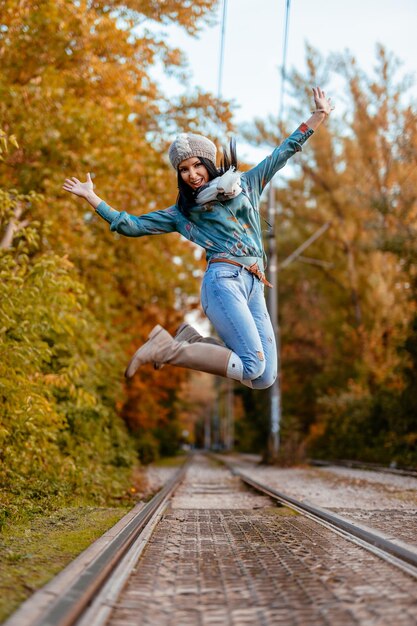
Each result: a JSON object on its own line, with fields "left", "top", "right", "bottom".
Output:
{"left": 168, "top": 133, "right": 217, "bottom": 170}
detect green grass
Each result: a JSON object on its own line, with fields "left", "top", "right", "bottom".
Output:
{"left": 0, "top": 505, "right": 130, "bottom": 623}
{"left": 0, "top": 455, "right": 185, "bottom": 622}
{"left": 152, "top": 453, "right": 188, "bottom": 468}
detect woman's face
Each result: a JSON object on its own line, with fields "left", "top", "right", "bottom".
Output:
{"left": 178, "top": 157, "right": 209, "bottom": 191}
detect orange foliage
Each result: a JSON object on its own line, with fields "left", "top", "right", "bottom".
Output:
{"left": 0, "top": 0, "right": 234, "bottom": 451}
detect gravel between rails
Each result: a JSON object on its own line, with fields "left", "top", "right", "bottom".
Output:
{"left": 143, "top": 466, "right": 180, "bottom": 495}
{"left": 231, "top": 457, "right": 417, "bottom": 509}
{"left": 230, "top": 456, "right": 417, "bottom": 547}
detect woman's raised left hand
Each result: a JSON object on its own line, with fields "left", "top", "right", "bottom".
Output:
{"left": 312, "top": 86, "right": 333, "bottom": 115}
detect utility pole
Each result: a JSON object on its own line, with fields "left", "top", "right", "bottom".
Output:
{"left": 267, "top": 184, "right": 281, "bottom": 460}
{"left": 266, "top": 0, "right": 292, "bottom": 461}
{"left": 204, "top": 412, "right": 211, "bottom": 450}
{"left": 217, "top": 0, "right": 234, "bottom": 452}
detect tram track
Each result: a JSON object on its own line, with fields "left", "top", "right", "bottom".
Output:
{"left": 309, "top": 458, "right": 417, "bottom": 479}
{"left": 214, "top": 454, "right": 417, "bottom": 580}
{"left": 5, "top": 452, "right": 417, "bottom": 626}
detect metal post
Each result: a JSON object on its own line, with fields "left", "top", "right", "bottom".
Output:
{"left": 267, "top": 183, "right": 281, "bottom": 460}
{"left": 204, "top": 411, "right": 211, "bottom": 450}
{"left": 226, "top": 380, "right": 234, "bottom": 450}
{"left": 217, "top": 0, "right": 235, "bottom": 453}
{"left": 265, "top": 0, "right": 291, "bottom": 461}
{"left": 212, "top": 377, "right": 221, "bottom": 450}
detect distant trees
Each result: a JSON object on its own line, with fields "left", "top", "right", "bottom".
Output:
{"left": 241, "top": 46, "right": 417, "bottom": 465}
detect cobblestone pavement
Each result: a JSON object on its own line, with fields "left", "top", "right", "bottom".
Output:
{"left": 107, "top": 455, "right": 417, "bottom": 626}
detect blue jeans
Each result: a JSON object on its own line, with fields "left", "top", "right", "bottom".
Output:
{"left": 201, "top": 263, "right": 277, "bottom": 389}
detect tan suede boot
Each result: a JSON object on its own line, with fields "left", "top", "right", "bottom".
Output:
{"left": 125, "top": 324, "right": 243, "bottom": 381}
{"left": 154, "top": 323, "right": 223, "bottom": 370}
{"left": 174, "top": 323, "right": 223, "bottom": 346}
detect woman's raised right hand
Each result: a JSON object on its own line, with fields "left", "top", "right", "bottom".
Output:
{"left": 62, "top": 173, "right": 94, "bottom": 198}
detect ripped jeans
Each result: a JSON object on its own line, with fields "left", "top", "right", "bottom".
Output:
{"left": 201, "top": 262, "right": 277, "bottom": 390}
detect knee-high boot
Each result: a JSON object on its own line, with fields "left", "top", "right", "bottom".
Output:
{"left": 154, "top": 323, "right": 223, "bottom": 370}
{"left": 173, "top": 322, "right": 223, "bottom": 346}
{"left": 125, "top": 324, "right": 244, "bottom": 382}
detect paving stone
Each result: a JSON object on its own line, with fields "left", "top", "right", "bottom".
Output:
{"left": 106, "top": 456, "right": 417, "bottom": 626}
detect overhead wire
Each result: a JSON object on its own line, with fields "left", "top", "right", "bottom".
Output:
{"left": 279, "top": 0, "right": 292, "bottom": 124}
{"left": 217, "top": 0, "right": 228, "bottom": 99}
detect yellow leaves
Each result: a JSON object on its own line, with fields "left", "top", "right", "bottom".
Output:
{"left": 0, "top": 0, "right": 238, "bottom": 499}
{"left": 0, "top": 0, "right": 226, "bottom": 511}
{"left": 0, "top": 233, "right": 135, "bottom": 501}
{"left": 9, "top": 135, "right": 19, "bottom": 148}
{"left": 0, "top": 129, "right": 19, "bottom": 161}
{"left": 101, "top": 0, "right": 215, "bottom": 35}
{"left": 0, "top": 424, "right": 10, "bottom": 444}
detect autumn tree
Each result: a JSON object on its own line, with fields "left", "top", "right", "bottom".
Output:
{"left": 0, "top": 182, "right": 139, "bottom": 514}
{"left": 0, "top": 0, "right": 238, "bottom": 513}
{"left": 241, "top": 46, "right": 417, "bottom": 464}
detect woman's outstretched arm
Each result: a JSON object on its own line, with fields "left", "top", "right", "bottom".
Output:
{"left": 62, "top": 173, "right": 177, "bottom": 237}
{"left": 242, "top": 86, "right": 333, "bottom": 201}
{"left": 62, "top": 173, "right": 116, "bottom": 215}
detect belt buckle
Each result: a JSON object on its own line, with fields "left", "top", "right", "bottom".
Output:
{"left": 248, "top": 262, "right": 272, "bottom": 288}
{"left": 248, "top": 262, "right": 260, "bottom": 279}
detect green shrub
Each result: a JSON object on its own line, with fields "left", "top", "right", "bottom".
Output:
{"left": 0, "top": 190, "right": 136, "bottom": 519}
{"left": 134, "top": 432, "right": 160, "bottom": 465}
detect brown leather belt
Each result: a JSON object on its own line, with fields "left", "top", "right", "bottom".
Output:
{"left": 209, "top": 258, "right": 273, "bottom": 288}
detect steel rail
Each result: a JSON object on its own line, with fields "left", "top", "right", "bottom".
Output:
{"left": 31, "top": 458, "right": 189, "bottom": 626}
{"left": 216, "top": 456, "right": 417, "bottom": 578}
{"left": 310, "top": 458, "right": 417, "bottom": 479}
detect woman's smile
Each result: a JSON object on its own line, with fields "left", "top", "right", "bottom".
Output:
{"left": 189, "top": 176, "right": 205, "bottom": 189}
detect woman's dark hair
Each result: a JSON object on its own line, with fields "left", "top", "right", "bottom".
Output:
{"left": 176, "top": 138, "right": 238, "bottom": 217}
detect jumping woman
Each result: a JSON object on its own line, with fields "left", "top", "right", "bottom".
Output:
{"left": 63, "top": 87, "right": 332, "bottom": 390}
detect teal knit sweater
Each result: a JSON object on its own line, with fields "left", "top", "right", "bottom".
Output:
{"left": 96, "top": 124, "right": 314, "bottom": 272}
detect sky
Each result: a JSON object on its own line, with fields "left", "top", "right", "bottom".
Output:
{"left": 153, "top": 0, "right": 417, "bottom": 162}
